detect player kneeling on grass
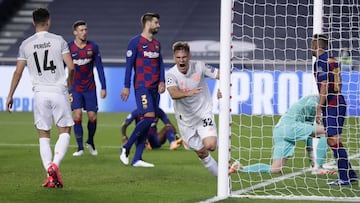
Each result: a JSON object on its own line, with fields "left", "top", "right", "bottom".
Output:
{"left": 230, "top": 95, "right": 335, "bottom": 175}
{"left": 121, "top": 108, "right": 182, "bottom": 150}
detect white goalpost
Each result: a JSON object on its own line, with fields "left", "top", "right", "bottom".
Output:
{"left": 204, "top": 0, "right": 360, "bottom": 202}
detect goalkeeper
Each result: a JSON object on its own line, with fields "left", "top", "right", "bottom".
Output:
{"left": 231, "top": 95, "right": 332, "bottom": 174}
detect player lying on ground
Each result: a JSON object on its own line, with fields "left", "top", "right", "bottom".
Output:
{"left": 121, "top": 108, "right": 182, "bottom": 150}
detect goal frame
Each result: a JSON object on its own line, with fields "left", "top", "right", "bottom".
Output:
{"left": 211, "top": 0, "right": 360, "bottom": 202}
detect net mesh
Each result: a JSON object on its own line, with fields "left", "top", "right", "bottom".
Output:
{"left": 229, "top": 0, "right": 360, "bottom": 201}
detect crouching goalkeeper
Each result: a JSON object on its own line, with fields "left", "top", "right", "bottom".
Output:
{"left": 230, "top": 95, "right": 333, "bottom": 175}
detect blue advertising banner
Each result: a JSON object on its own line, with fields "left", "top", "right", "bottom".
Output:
{"left": 1, "top": 66, "right": 359, "bottom": 116}
{"left": 100, "top": 68, "right": 360, "bottom": 116}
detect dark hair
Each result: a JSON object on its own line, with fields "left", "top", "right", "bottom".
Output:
{"left": 73, "top": 20, "right": 87, "bottom": 30}
{"left": 172, "top": 41, "right": 190, "bottom": 54}
{"left": 312, "top": 34, "right": 328, "bottom": 49}
{"left": 32, "top": 8, "right": 50, "bottom": 26}
{"left": 141, "top": 13, "right": 160, "bottom": 28}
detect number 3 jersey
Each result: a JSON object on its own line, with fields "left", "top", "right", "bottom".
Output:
{"left": 17, "top": 31, "right": 69, "bottom": 92}
{"left": 166, "top": 61, "right": 218, "bottom": 126}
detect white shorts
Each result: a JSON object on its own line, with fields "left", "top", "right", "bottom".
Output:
{"left": 177, "top": 113, "right": 217, "bottom": 151}
{"left": 33, "top": 91, "right": 74, "bottom": 130}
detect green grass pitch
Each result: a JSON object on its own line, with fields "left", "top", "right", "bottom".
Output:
{"left": 0, "top": 112, "right": 358, "bottom": 203}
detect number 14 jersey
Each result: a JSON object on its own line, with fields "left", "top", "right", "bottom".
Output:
{"left": 17, "top": 31, "right": 70, "bottom": 92}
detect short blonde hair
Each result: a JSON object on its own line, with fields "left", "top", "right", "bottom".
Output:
{"left": 172, "top": 41, "right": 190, "bottom": 54}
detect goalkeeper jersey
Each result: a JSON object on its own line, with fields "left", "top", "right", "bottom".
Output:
{"left": 275, "top": 94, "right": 320, "bottom": 127}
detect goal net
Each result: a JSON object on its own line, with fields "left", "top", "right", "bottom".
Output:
{"left": 210, "top": 0, "right": 360, "bottom": 202}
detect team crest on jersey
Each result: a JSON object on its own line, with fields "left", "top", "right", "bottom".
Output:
{"left": 166, "top": 78, "right": 173, "bottom": 85}
{"left": 192, "top": 73, "right": 200, "bottom": 81}
{"left": 127, "top": 50, "right": 132, "bottom": 57}
{"left": 87, "top": 50, "right": 93, "bottom": 57}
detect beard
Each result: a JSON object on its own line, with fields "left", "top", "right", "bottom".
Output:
{"left": 150, "top": 27, "right": 159, "bottom": 35}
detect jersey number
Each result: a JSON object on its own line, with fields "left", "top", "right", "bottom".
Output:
{"left": 33, "top": 50, "right": 56, "bottom": 75}
{"left": 141, "top": 94, "right": 148, "bottom": 109}
{"left": 202, "top": 118, "right": 214, "bottom": 127}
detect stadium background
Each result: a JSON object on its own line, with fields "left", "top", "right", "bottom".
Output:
{"left": 0, "top": 0, "right": 358, "bottom": 115}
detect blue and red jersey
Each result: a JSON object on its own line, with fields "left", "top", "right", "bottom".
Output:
{"left": 68, "top": 40, "right": 106, "bottom": 92}
{"left": 124, "top": 35, "right": 165, "bottom": 89}
{"left": 313, "top": 52, "right": 344, "bottom": 107}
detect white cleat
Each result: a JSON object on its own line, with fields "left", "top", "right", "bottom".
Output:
{"left": 132, "top": 160, "right": 155, "bottom": 167}
{"left": 86, "top": 143, "right": 98, "bottom": 156}
{"left": 120, "top": 147, "right": 129, "bottom": 165}
{"left": 322, "top": 163, "right": 337, "bottom": 170}
{"left": 72, "top": 150, "right": 84, "bottom": 157}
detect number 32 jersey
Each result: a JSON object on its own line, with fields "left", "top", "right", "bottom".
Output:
{"left": 166, "top": 61, "right": 218, "bottom": 126}
{"left": 17, "top": 31, "right": 69, "bottom": 91}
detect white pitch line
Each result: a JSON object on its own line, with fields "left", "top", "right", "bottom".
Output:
{"left": 200, "top": 151, "right": 360, "bottom": 203}
{"left": 0, "top": 143, "right": 121, "bottom": 149}
{"left": 232, "top": 168, "right": 311, "bottom": 195}
{"left": 0, "top": 122, "right": 120, "bottom": 128}
{"left": 232, "top": 151, "right": 360, "bottom": 196}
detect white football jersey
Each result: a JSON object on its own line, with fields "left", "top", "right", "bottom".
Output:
{"left": 166, "top": 61, "right": 218, "bottom": 126}
{"left": 18, "top": 31, "right": 69, "bottom": 92}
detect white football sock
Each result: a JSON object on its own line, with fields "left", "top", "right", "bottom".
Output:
{"left": 52, "top": 133, "right": 70, "bottom": 166}
{"left": 200, "top": 154, "right": 218, "bottom": 176}
{"left": 39, "top": 137, "right": 52, "bottom": 172}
